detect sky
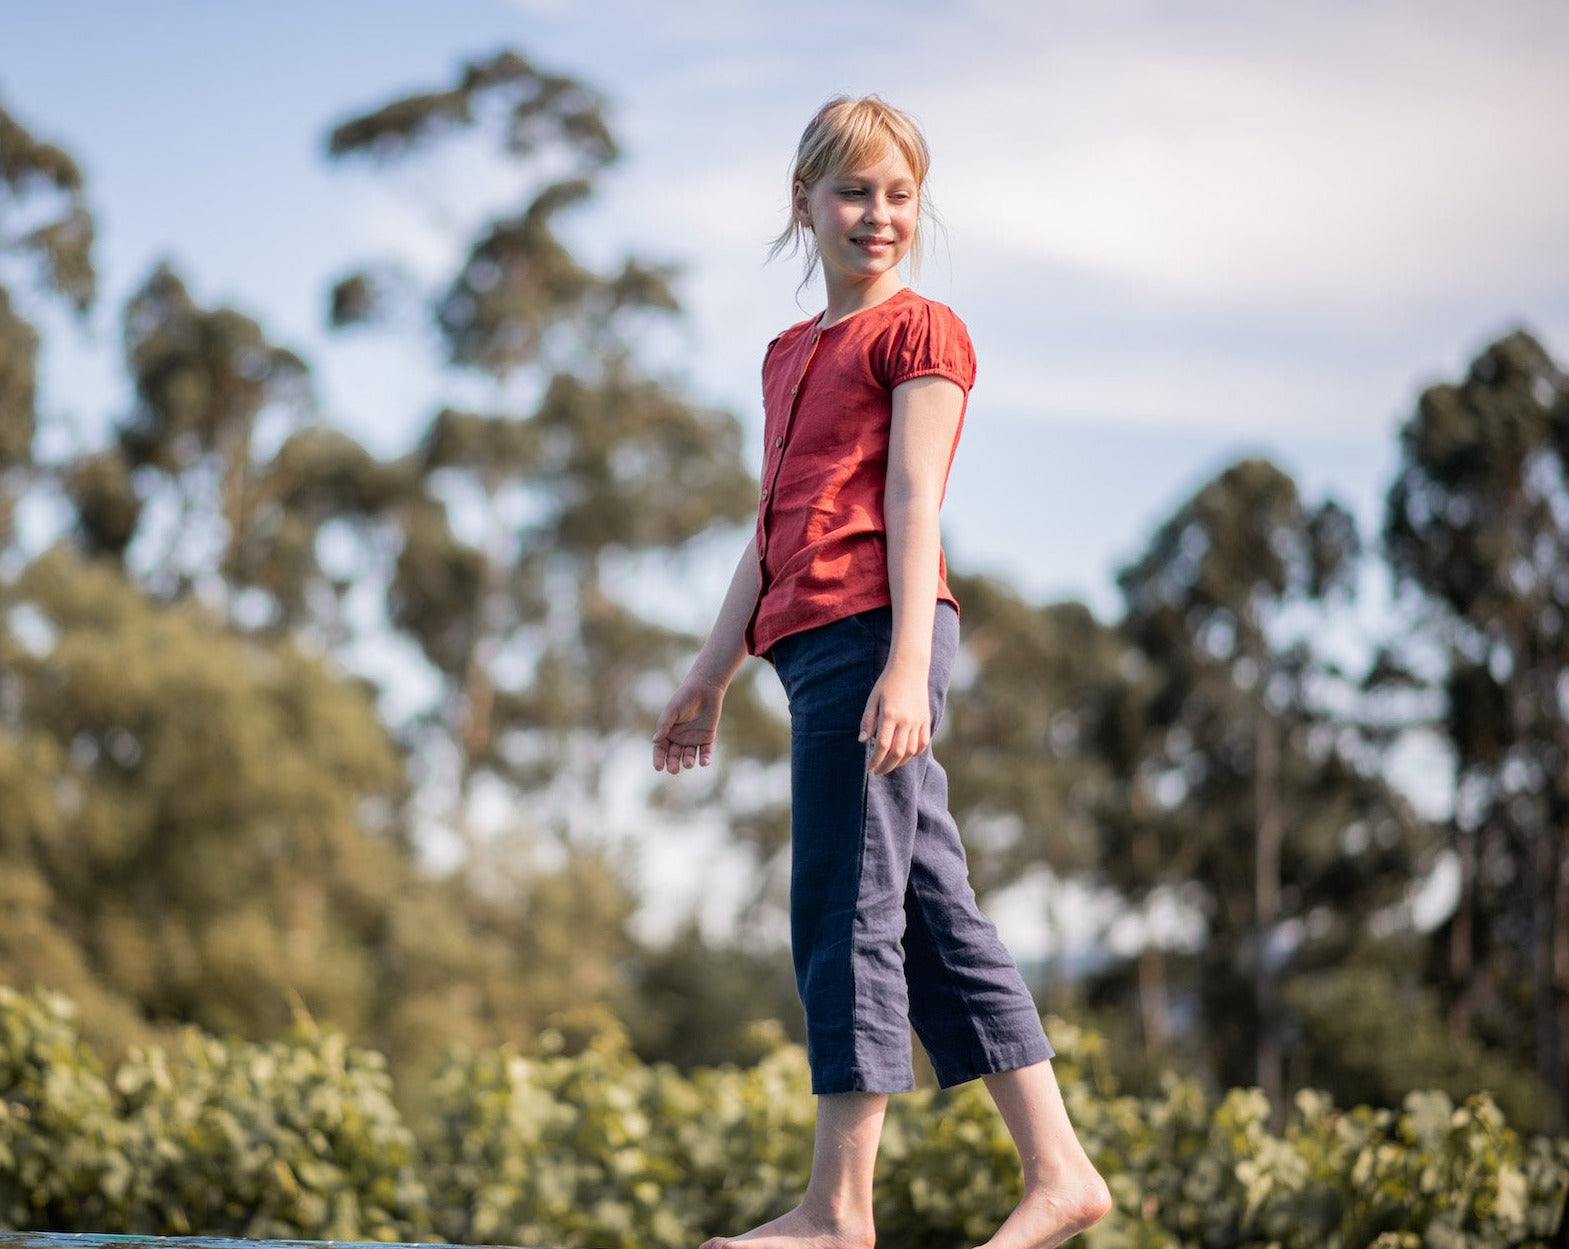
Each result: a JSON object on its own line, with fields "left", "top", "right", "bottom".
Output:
{"left": 5, "top": 0, "right": 1565, "bottom": 615}
{"left": 3, "top": 0, "right": 1568, "bottom": 945}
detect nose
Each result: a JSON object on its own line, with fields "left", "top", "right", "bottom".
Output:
{"left": 863, "top": 194, "right": 890, "bottom": 224}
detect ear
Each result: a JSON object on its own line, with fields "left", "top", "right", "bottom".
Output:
{"left": 792, "top": 180, "right": 813, "bottom": 229}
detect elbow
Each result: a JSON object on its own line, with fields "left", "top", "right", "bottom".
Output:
{"left": 884, "top": 480, "right": 942, "bottom": 522}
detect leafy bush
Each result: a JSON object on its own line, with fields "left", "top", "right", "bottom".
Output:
{"left": 112, "top": 1016, "right": 430, "bottom": 1238}
{"left": 3, "top": 986, "right": 1566, "bottom": 1247}
{"left": 1, "top": 987, "right": 427, "bottom": 1238}
{"left": 0, "top": 988, "right": 129, "bottom": 1229}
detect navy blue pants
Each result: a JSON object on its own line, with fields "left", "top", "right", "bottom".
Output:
{"left": 769, "top": 603, "right": 1053, "bottom": 1094}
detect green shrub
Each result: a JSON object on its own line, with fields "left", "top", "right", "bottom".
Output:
{"left": 0, "top": 987, "right": 129, "bottom": 1229}
{"left": 2, "top": 987, "right": 428, "bottom": 1239}
{"left": 3, "top": 985, "right": 1566, "bottom": 1247}
{"left": 113, "top": 1017, "right": 430, "bottom": 1238}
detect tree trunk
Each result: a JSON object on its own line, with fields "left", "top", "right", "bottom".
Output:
{"left": 217, "top": 414, "right": 255, "bottom": 610}
{"left": 1131, "top": 827, "right": 1170, "bottom": 1064}
{"left": 451, "top": 496, "right": 510, "bottom": 868}
{"left": 1138, "top": 943, "right": 1170, "bottom": 1062}
{"left": 1449, "top": 825, "right": 1477, "bottom": 1042}
{"left": 1254, "top": 694, "right": 1284, "bottom": 1127}
{"left": 1557, "top": 822, "right": 1569, "bottom": 1130}
{"left": 1545, "top": 821, "right": 1569, "bottom": 1132}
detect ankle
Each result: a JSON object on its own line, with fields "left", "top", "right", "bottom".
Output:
{"left": 797, "top": 1192, "right": 875, "bottom": 1243}
{"left": 1021, "top": 1164, "right": 1111, "bottom": 1218}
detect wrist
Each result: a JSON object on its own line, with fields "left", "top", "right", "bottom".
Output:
{"left": 884, "top": 648, "right": 931, "bottom": 679}
{"left": 686, "top": 659, "right": 734, "bottom": 692}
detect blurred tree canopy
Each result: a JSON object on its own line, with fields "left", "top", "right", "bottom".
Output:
{"left": 2, "top": 54, "right": 1568, "bottom": 1137}
{"left": 1383, "top": 330, "right": 1569, "bottom": 1125}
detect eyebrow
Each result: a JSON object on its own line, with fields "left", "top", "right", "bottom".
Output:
{"left": 831, "top": 172, "right": 916, "bottom": 187}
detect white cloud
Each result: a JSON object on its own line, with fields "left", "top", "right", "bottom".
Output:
{"left": 330, "top": 0, "right": 1569, "bottom": 443}
{"left": 918, "top": 1, "right": 1569, "bottom": 317}
{"left": 504, "top": 0, "right": 1569, "bottom": 439}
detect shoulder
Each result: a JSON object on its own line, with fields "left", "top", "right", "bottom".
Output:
{"left": 869, "top": 290, "right": 977, "bottom": 389}
{"left": 887, "top": 289, "right": 971, "bottom": 336}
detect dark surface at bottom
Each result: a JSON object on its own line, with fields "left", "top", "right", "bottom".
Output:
{"left": 0, "top": 1234, "right": 537, "bottom": 1249}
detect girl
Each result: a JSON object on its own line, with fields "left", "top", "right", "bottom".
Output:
{"left": 652, "top": 96, "right": 1111, "bottom": 1249}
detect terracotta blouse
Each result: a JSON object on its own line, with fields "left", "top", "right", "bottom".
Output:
{"left": 745, "top": 286, "right": 977, "bottom": 657}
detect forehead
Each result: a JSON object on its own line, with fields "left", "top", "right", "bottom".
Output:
{"left": 826, "top": 144, "right": 917, "bottom": 184}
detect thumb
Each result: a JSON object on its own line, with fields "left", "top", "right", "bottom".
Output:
{"left": 653, "top": 700, "right": 679, "bottom": 741}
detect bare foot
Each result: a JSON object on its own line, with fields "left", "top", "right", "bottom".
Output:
{"left": 699, "top": 1203, "right": 876, "bottom": 1249}
{"left": 975, "top": 1171, "right": 1112, "bottom": 1249}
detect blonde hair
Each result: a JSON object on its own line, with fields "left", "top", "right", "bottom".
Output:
{"left": 769, "top": 95, "right": 933, "bottom": 288}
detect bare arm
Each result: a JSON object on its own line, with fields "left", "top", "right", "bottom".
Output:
{"left": 861, "top": 374, "right": 965, "bottom": 774}
{"left": 652, "top": 534, "right": 761, "bottom": 773}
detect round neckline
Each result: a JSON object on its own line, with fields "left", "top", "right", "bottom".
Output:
{"left": 814, "top": 285, "right": 916, "bottom": 333}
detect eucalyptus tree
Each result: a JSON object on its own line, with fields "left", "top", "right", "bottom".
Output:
{"left": 1114, "top": 458, "right": 1430, "bottom": 1110}
{"left": 74, "top": 263, "right": 417, "bottom": 637}
{"left": 321, "top": 51, "right": 756, "bottom": 861}
{"left": 0, "top": 97, "right": 95, "bottom": 546}
{"left": 0, "top": 98, "right": 102, "bottom": 1031}
{"left": 1383, "top": 328, "right": 1569, "bottom": 1129}
{"left": 0, "top": 83, "right": 646, "bottom": 1072}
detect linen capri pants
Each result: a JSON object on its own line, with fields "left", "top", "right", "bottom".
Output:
{"left": 769, "top": 602, "right": 1053, "bottom": 1095}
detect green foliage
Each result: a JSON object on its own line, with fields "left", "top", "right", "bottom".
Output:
{"left": 111, "top": 1015, "right": 429, "bottom": 1238}
{"left": 0, "top": 548, "right": 644, "bottom": 1078}
{"left": 613, "top": 923, "right": 804, "bottom": 1071}
{"left": 4, "top": 988, "right": 1565, "bottom": 1248}
{"left": 0, "top": 547, "right": 407, "bottom": 1047}
{"left": 1287, "top": 961, "right": 1550, "bottom": 1133}
{"left": 421, "top": 1023, "right": 817, "bottom": 1249}
{"left": 0, "top": 988, "right": 125, "bottom": 1231}
{"left": 0, "top": 98, "right": 97, "bottom": 312}
{"left": 0, "top": 987, "right": 427, "bottom": 1238}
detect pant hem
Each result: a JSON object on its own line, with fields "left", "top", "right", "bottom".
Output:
{"left": 930, "top": 1034, "right": 1055, "bottom": 1091}
{"left": 810, "top": 1068, "right": 918, "bottom": 1096}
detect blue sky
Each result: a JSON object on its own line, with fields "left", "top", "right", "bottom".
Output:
{"left": 6, "top": 0, "right": 1565, "bottom": 621}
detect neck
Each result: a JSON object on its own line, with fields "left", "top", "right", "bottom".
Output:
{"left": 820, "top": 270, "right": 906, "bottom": 328}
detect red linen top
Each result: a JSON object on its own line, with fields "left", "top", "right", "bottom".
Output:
{"left": 745, "top": 286, "right": 978, "bottom": 657}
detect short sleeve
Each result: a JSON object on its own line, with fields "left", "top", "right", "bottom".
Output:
{"left": 875, "top": 298, "right": 977, "bottom": 393}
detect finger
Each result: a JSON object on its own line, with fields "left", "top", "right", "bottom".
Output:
{"left": 868, "top": 718, "right": 900, "bottom": 773}
{"left": 858, "top": 691, "right": 879, "bottom": 744}
{"left": 876, "top": 727, "right": 909, "bottom": 775}
{"left": 699, "top": 743, "right": 714, "bottom": 767}
{"left": 864, "top": 730, "right": 888, "bottom": 774}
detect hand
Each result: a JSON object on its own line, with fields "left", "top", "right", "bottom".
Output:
{"left": 859, "top": 659, "right": 931, "bottom": 775}
{"left": 652, "top": 674, "right": 725, "bottom": 774}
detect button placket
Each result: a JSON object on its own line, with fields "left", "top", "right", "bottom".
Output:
{"left": 758, "top": 330, "right": 823, "bottom": 582}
